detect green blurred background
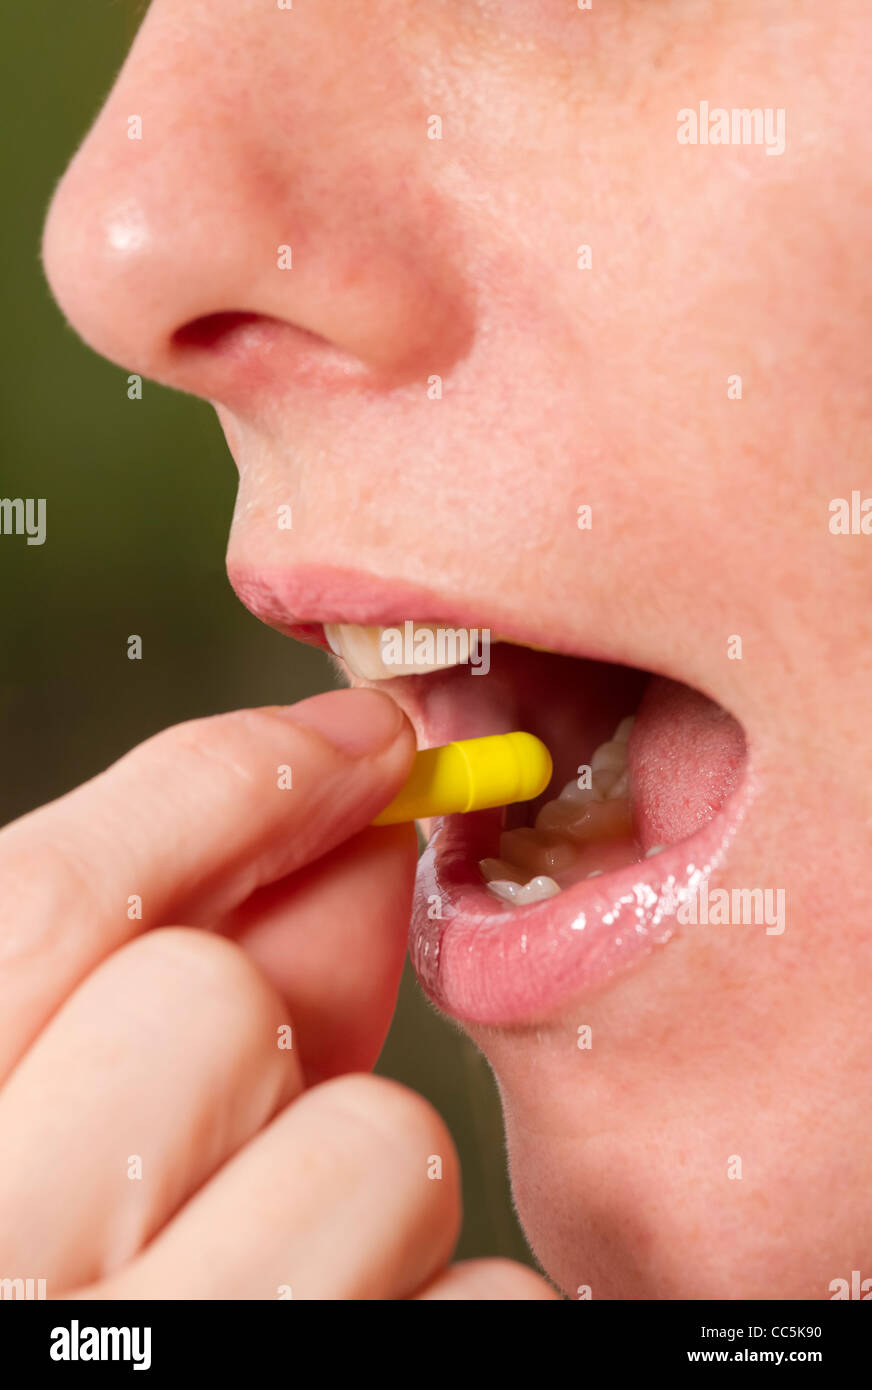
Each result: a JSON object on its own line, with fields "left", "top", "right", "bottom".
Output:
{"left": 0, "top": 2, "right": 533, "bottom": 1267}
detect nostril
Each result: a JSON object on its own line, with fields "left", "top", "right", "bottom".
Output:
{"left": 171, "top": 310, "right": 353, "bottom": 374}
{"left": 172, "top": 311, "right": 330, "bottom": 360}
{"left": 166, "top": 309, "right": 381, "bottom": 403}
{"left": 172, "top": 311, "right": 265, "bottom": 353}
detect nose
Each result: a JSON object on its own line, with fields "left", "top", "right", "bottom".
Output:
{"left": 42, "top": 3, "right": 470, "bottom": 407}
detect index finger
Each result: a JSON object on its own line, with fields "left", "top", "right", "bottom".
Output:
{"left": 0, "top": 688, "right": 414, "bottom": 1081}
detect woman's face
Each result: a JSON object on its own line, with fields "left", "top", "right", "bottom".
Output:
{"left": 43, "top": 0, "right": 872, "bottom": 1298}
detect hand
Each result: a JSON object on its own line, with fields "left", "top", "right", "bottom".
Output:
{"left": 0, "top": 689, "right": 555, "bottom": 1300}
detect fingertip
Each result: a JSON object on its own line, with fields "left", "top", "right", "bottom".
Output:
{"left": 274, "top": 688, "right": 413, "bottom": 758}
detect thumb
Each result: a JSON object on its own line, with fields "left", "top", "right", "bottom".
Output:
{"left": 0, "top": 687, "right": 415, "bottom": 1082}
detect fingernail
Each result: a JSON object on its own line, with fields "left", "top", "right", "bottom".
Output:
{"left": 279, "top": 688, "right": 406, "bottom": 757}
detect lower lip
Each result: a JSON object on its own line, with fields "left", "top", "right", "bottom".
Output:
{"left": 409, "top": 781, "right": 752, "bottom": 1027}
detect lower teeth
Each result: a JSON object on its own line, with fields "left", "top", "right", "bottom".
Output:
{"left": 482, "top": 874, "right": 563, "bottom": 907}
{"left": 480, "top": 715, "right": 647, "bottom": 908}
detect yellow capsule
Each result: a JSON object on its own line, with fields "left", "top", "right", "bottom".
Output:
{"left": 372, "top": 732, "right": 553, "bottom": 826}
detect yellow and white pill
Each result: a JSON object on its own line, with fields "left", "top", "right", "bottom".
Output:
{"left": 372, "top": 732, "right": 552, "bottom": 826}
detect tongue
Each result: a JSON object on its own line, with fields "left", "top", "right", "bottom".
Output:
{"left": 628, "top": 678, "right": 746, "bottom": 851}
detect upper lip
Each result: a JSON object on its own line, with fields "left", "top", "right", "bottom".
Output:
{"left": 227, "top": 561, "right": 645, "bottom": 671}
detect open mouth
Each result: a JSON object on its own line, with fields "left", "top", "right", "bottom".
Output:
{"left": 321, "top": 621, "right": 751, "bottom": 1027}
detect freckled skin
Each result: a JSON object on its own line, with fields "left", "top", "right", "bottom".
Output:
{"left": 43, "top": 1, "right": 872, "bottom": 1298}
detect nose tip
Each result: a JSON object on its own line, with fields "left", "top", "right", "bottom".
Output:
{"left": 42, "top": 57, "right": 472, "bottom": 404}
{"left": 43, "top": 176, "right": 161, "bottom": 375}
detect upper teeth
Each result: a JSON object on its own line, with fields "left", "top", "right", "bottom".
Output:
{"left": 325, "top": 622, "right": 490, "bottom": 681}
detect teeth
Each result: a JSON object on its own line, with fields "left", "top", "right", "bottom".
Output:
{"left": 535, "top": 796, "right": 633, "bottom": 842}
{"left": 324, "top": 622, "right": 490, "bottom": 681}
{"left": 516, "top": 875, "right": 562, "bottom": 905}
{"left": 592, "top": 768, "right": 619, "bottom": 798}
{"left": 486, "top": 878, "right": 525, "bottom": 905}
{"left": 498, "top": 828, "right": 582, "bottom": 876}
{"left": 590, "top": 740, "right": 627, "bottom": 773}
{"left": 479, "top": 857, "right": 527, "bottom": 885}
{"left": 487, "top": 874, "right": 561, "bottom": 906}
{"left": 607, "top": 769, "right": 630, "bottom": 800}
{"left": 557, "top": 724, "right": 631, "bottom": 807}
{"left": 558, "top": 776, "right": 599, "bottom": 805}
{"left": 480, "top": 714, "right": 652, "bottom": 907}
